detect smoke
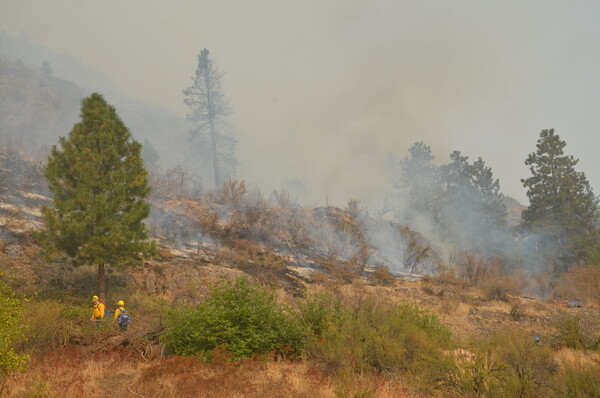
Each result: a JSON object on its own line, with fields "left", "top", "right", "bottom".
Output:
{"left": 3, "top": 1, "right": 600, "bottom": 284}
{"left": 4, "top": 1, "right": 600, "bottom": 208}
{"left": 381, "top": 143, "right": 555, "bottom": 277}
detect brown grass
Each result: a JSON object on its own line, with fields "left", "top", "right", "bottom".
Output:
{"left": 556, "top": 265, "right": 600, "bottom": 308}
{"left": 5, "top": 348, "right": 409, "bottom": 398}
{"left": 371, "top": 265, "right": 396, "bottom": 286}
{"left": 439, "top": 295, "right": 462, "bottom": 315}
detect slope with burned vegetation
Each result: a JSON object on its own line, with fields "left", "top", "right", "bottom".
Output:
{"left": 1, "top": 149, "right": 600, "bottom": 397}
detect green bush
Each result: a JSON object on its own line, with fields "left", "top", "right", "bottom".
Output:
{"left": 553, "top": 363, "right": 600, "bottom": 398}
{"left": 0, "top": 274, "right": 29, "bottom": 391}
{"left": 425, "top": 346, "right": 507, "bottom": 397}
{"left": 298, "top": 293, "right": 452, "bottom": 375}
{"left": 296, "top": 291, "right": 346, "bottom": 338}
{"left": 492, "top": 329, "right": 556, "bottom": 398}
{"left": 557, "top": 314, "right": 584, "bottom": 349}
{"left": 162, "top": 278, "right": 304, "bottom": 359}
{"left": 22, "top": 301, "right": 96, "bottom": 351}
{"left": 426, "top": 330, "right": 557, "bottom": 398}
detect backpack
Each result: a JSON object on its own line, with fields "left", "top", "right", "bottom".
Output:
{"left": 118, "top": 309, "right": 131, "bottom": 326}
{"left": 104, "top": 309, "right": 111, "bottom": 319}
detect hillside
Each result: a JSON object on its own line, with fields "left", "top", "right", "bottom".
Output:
{"left": 503, "top": 195, "right": 526, "bottom": 226}
{"left": 0, "top": 59, "right": 84, "bottom": 149}
{"left": 1, "top": 149, "right": 600, "bottom": 397}
{"left": 0, "top": 56, "right": 188, "bottom": 170}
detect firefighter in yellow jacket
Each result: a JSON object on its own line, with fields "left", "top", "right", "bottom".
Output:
{"left": 90, "top": 295, "right": 105, "bottom": 321}
{"left": 113, "top": 300, "right": 131, "bottom": 331}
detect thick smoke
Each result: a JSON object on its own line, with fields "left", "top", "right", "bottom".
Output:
{"left": 382, "top": 142, "right": 552, "bottom": 278}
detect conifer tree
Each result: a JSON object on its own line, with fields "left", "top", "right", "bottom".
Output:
{"left": 397, "top": 142, "right": 441, "bottom": 216}
{"left": 521, "top": 129, "right": 600, "bottom": 270}
{"left": 440, "top": 151, "right": 506, "bottom": 250}
{"left": 39, "top": 93, "right": 156, "bottom": 303}
{"left": 471, "top": 157, "right": 507, "bottom": 230}
{"left": 184, "top": 48, "right": 237, "bottom": 188}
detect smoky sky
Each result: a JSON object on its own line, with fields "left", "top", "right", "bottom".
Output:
{"left": 2, "top": 0, "right": 600, "bottom": 207}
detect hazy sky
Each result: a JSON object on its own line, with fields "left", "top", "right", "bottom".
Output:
{"left": 2, "top": 0, "right": 600, "bottom": 207}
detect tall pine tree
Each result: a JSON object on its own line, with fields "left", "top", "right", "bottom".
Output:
{"left": 471, "top": 157, "right": 506, "bottom": 231}
{"left": 397, "top": 142, "right": 441, "bottom": 217}
{"left": 440, "top": 151, "right": 506, "bottom": 251}
{"left": 39, "top": 93, "right": 156, "bottom": 303}
{"left": 521, "top": 129, "right": 599, "bottom": 271}
{"left": 184, "top": 48, "right": 237, "bottom": 188}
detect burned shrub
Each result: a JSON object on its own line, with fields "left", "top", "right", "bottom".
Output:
{"left": 370, "top": 265, "right": 395, "bottom": 286}
{"left": 217, "top": 178, "right": 248, "bottom": 206}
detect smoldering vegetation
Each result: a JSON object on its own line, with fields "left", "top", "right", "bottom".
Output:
{"left": 2, "top": 33, "right": 599, "bottom": 304}
{"left": 383, "top": 142, "right": 568, "bottom": 281}
{"left": 145, "top": 174, "right": 439, "bottom": 283}
{"left": 0, "top": 64, "right": 586, "bottom": 299}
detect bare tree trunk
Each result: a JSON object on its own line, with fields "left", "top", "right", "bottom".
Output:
{"left": 206, "top": 80, "right": 220, "bottom": 189}
{"left": 209, "top": 117, "right": 220, "bottom": 189}
{"left": 98, "top": 263, "right": 106, "bottom": 305}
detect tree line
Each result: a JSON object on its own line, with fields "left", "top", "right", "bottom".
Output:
{"left": 35, "top": 47, "right": 600, "bottom": 302}
{"left": 392, "top": 130, "right": 600, "bottom": 272}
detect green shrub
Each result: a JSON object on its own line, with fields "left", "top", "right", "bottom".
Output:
{"left": 59, "top": 303, "right": 90, "bottom": 321}
{"left": 162, "top": 278, "right": 304, "bottom": 359}
{"left": 0, "top": 274, "right": 29, "bottom": 392}
{"left": 553, "top": 364, "right": 600, "bottom": 398}
{"left": 426, "top": 329, "right": 556, "bottom": 398}
{"left": 299, "top": 293, "right": 452, "bottom": 375}
{"left": 296, "top": 292, "right": 346, "bottom": 338}
{"left": 492, "top": 329, "right": 556, "bottom": 398}
{"left": 22, "top": 299, "right": 112, "bottom": 352}
{"left": 557, "top": 314, "right": 584, "bottom": 349}
{"left": 425, "top": 346, "right": 507, "bottom": 397}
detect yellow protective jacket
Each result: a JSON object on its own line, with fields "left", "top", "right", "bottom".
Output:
{"left": 91, "top": 302, "right": 105, "bottom": 320}
{"left": 114, "top": 307, "right": 126, "bottom": 321}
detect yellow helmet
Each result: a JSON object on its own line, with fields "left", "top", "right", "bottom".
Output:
{"left": 117, "top": 300, "right": 125, "bottom": 306}
{"left": 92, "top": 295, "right": 99, "bottom": 301}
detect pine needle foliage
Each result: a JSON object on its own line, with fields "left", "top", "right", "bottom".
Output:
{"left": 184, "top": 48, "right": 237, "bottom": 188}
{"left": 521, "top": 129, "right": 600, "bottom": 270}
{"left": 39, "top": 93, "right": 156, "bottom": 297}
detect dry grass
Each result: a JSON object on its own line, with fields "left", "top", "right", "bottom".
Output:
{"left": 439, "top": 295, "right": 463, "bottom": 315}
{"left": 553, "top": 347, "right": 600, "bottom": 369}
{"left": 370, "top": 265, "right": 396, "bottom": 286}
{"left": 5, "top": 348, "right": 409, "bottom": 398}
{"left": 556, "top": 265, "right": 600, "bottom": 308}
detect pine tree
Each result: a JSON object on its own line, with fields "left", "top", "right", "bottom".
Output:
{"left": 397, "top": 142, "right": 441, "bottom": 216}
{"left": 184, "top": 48, "right": 237, "bottom": 188}
{"left": 521, "top": 129, "right": 600, "bottom": 270}
{"left": 396, "top": 143, "right": 507, "bottom": 252}
{"left": 443, "top": 151, "right": 474, "bottom": 205}
{"left": 438, "top": 151, "right": 506, "bottom": 251}
{"left": 471, "top": 157, "right": 507, "bottom": 231}
{"left": 39, "top": 93, "right": 156, "bottom": 303}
